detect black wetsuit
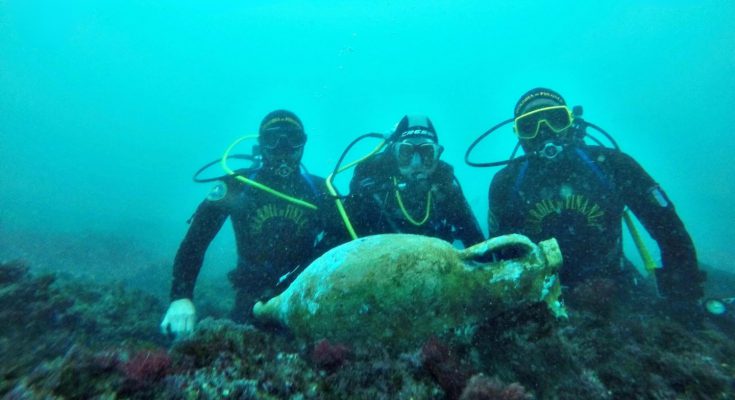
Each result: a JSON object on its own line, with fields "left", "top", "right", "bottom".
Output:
{"left": 488, "top": 144, "right": 703, "bottom": 302}
{"left": 170, "top": 168, "right": 342, "bottom": 321}
{"left": 346, "top": 152, "right": 484, "bottom": 247}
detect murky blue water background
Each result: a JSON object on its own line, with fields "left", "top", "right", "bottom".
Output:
{"left": 1, "top": 1, "right": 733, "bottom": 285}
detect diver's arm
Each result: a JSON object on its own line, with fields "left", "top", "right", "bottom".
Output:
{"left": 487, "top": 169, "right": 512, "bottom": 237}
{"left": 314, "top": 177, "right": 352, "bottom": 254}
{"left": 162, "top": 196, "right": 229, "bottom": 337}
{"left": 348, "top": 157, "right": 386, "bottom": 198}
{"left": 615, "top": 153, "right": 704, "bottom": 302}
{"left": 344, "top": 157, "right": 391, "bottom": 236}
{"left": 170, "top": 199, "right": 229, "bottom": 301}
{"left": 447, "top": 178, "right": 485, "bottom": 247}
{"left": 318, "top": 200, "right": 353, "bottom": 250}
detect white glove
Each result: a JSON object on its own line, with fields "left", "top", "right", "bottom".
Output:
{"left": 160, "top": 298, "right": 196, "bottom": 337}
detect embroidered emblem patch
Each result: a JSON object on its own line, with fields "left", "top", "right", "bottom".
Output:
{"left": 649, "top": 187, "right": 669, "bottom": 208}
{"left": 206, "top": 182, "right": 228, "bottom": 201}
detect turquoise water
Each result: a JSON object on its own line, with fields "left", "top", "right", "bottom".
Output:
{"left": 1, "top": 1, "right": 734, "bottom": 281}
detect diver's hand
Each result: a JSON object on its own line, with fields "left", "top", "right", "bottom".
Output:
{"left": 160, "top": 298, "right": 196, "bottom": 337}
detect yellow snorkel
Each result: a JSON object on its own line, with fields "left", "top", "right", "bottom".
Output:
{"left": 326, "top": 133, "right": 388, "bottom": 240}
{"left": 221, "top": 135, "right": 318, "bottom": 210}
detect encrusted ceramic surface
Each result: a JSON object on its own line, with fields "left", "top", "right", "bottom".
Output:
{"left": 254, "top": 233, "right": 565, "bottom": 351}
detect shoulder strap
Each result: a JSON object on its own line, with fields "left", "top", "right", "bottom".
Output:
{"left": 573, "top": 147, "right": 615, "bottom": 192}
{"left": 301, "top": 172, "right": 320, "bottom": 198}
{"left": 512, "top": 160, "right": 530, "bottom": 194}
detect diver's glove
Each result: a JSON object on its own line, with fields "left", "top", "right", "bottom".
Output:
{"left": 160, "top": 298, "right": 196, "bottom": 337}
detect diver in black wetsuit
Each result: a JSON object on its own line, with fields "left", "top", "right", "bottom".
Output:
{"left": 345, "top": 115, "right": 484, "bottom": 247}
{"left": 487, "top": 88, "right": 704, "bottom": 317}
{"left": 160, "top": 110, "right": 341, "bottom": 336}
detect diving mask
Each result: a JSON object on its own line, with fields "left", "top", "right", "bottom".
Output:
{"left": 514, "top": 105, "right": 573, "bottom": 139}
{"left": 259, "top": 129, "right": 307, "bottom": 150}
{"left": 260, "top": 129, "right": 305, "bottom": 178}
{"left": 394, "top": 141, "right": 443, "bottom": 169}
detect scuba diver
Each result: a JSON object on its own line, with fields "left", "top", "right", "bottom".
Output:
{"left": 160, "top": 110, "right": 343, "bottom": 337}
{"left": 483, "top": 88, "right": 704, "bottom": 319}
{"left": 344, "top": 115, "right": 484, "bottom": 247}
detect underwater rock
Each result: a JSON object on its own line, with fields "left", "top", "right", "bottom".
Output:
{"left": 459, "top": 374, "right": 532, "bottom": 400}
{"left": 254, "top": 233, "right": 565, "bottom": 352}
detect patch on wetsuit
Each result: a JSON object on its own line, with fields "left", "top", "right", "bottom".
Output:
{"left": 207, "top": 182, "right": 228, "bottom": 201}
{"left": 648, "top": 186, "right": 669, "bottom": 208}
